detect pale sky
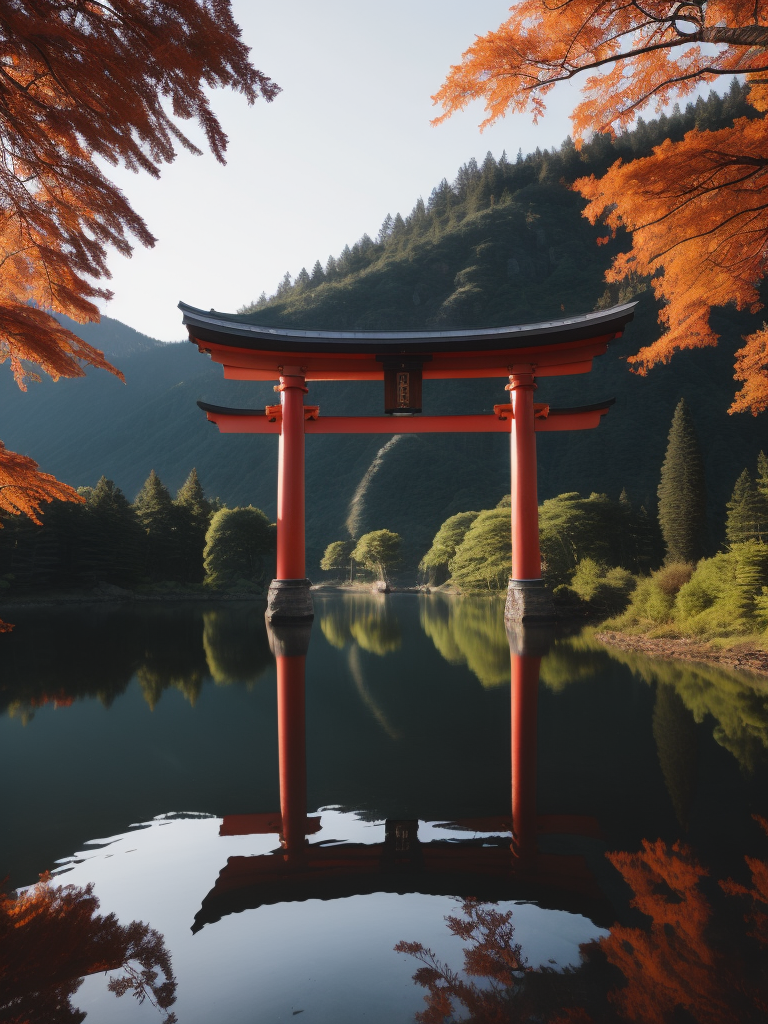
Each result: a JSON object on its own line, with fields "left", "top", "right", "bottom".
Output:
{"left": 97, "top": 1, "right": 584, "bottom": 340}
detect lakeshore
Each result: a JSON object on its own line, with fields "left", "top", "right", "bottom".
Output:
{"left": 596, "top": 629, "right": 768, "bottom": 680}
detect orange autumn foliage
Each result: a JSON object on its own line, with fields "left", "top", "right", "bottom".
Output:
{"left": 0, "top": 2, "right": 278, "bottom": 632}
{"left": 434, "top": 2, "right": 768, "bottom": 413}
{"left": 397, "top": 830, "right": 768, "bottom": 1023}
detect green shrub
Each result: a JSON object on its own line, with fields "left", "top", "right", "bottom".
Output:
{"left": 565, "top": 558, "right": 636, "bottom": 615}
{"left": 673, "top": 542, "right": 768, "bottom": 639}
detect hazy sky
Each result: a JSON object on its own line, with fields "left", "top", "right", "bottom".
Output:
{"left": 97, "top": 2, "right": 587, "bottom": 340}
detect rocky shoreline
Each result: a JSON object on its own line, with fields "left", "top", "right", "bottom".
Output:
{"left": 595, "top": 630, "right": 768, "bottom": 679}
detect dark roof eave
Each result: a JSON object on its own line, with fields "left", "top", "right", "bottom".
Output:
{"left": 179, "top": 301, "right": 637, "bottom": 355}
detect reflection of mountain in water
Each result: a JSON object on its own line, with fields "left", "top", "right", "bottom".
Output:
{"left": 319, "top": 595, "right": 402, "bottom": 655}
{"left": 1, "top": 604, "right": 273, "bottom": 719}
{"left": 419, "top": 595, "right": 509, "bottom": 687}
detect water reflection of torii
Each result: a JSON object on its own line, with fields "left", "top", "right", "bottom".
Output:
{"left": 192, "top": 624, "right": 610, "bottom": 933}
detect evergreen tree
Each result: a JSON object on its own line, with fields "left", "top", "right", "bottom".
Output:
{"left": 653, "top": 684, "right": 698, "bottom": 832}
{"left": 377, "top": 214, "right": 394, "bottom": 244}
{"left": 310, "top": 260, "right": 325, "bottom": 286}
{"left": 725, "top": 468, "right": 763, "bottom": 546}
{"left": 133, "top": 470, "right": 182, "bottom": 583}
{"left": 88, "top": 476, "right": 143, "bottom": 587}
{"left": 175, "top": 468, "right": 212, "bottom": 584}
{"left": 657, "top": 399, "right": 707, "bottom": 564}
{"left": 756, "top": 451, "right": 768, "bottom": 535}
{"left": 275, "top": 271, "right": 292, "bottom": 296}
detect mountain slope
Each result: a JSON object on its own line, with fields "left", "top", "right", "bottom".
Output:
{"left": 1, "top": 87, "right": 764, "bottom": 571}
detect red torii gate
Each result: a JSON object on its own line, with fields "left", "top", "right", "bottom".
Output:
{"left": 180, "top": 300, "right": 636, "bottom": 623}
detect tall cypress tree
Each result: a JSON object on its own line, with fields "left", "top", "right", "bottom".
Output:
{"left": 657, "top": 398, "right": 707, "bottom": 564}
{"left": 175, "top": 468, "right": 212, "bottom": 584}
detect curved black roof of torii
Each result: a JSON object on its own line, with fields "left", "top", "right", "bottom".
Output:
{"left": 179, "top": 300, "right": 637, "bottom": 354}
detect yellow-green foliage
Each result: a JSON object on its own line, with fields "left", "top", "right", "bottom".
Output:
{"left": 673, "top": 542, "right": 768, "bottom": 638}
{"left": 419, "top": 594, "right": 509, "bottom": 687}
{"left": 448, "top": 506, "right": 512, "bottom": 591}
{"left": 202, "top": 609, "right": 273, "bottom": 686}
{"left": 538, "top": 631, "right": 614, "bottom": 692}
{"left": 612, "top": 544, "right": 768, "bottom": 641}
{"left": 539, "top": 627, "right": 768, "bottom": 772}
{"left": 318, "top": 595, "right": 401, "bottom": 655}
{"left": 595, "top": 639, "right": 768, "bottom": 772}
{"left": 419, "top": 510, "right": 480, "bottom": 585}
{"left": 608, "top": 562, "right": 695, "bottom": 631}
{"left": 563, "top": 558, "right": 636, "bottom": 614}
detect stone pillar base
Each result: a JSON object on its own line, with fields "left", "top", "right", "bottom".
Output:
{"left": 265, "top": 579, "right": 314, "bottom": 624}
{"left": 504, "top": 579, "right": 555, "bottom": 624}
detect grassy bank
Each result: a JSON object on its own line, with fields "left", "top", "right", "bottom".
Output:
{"left": 599, "top": 541, "right": 768, "bottom": 652}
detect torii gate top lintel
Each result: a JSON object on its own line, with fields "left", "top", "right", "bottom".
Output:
{"left": 179, "top": 300, "right": 636, "bottom": 381}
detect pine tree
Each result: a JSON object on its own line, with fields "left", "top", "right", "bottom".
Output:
{"left": 657, "top": 399, "right": 707, "bottom": 564}
{"left": 310, "top": 260, "right": 325, "bottom": 286}
{"left": 86, "top": 477, "right": 143, "bottom": 587}
{"left": 133, "top": 471, "right": 182, "bottom": 583}
{"left": 175, "top": 469, "right": 212, "bottom": 584}
{"left": 377, "top": 214, "right": 394, "bottom": 244}
{"left": 725, "top": 468, "right": 762, "bottom": 546}
{"left": 275, "top": 271, "right": 292, "bottom": 296}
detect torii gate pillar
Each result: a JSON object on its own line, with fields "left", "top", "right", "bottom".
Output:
{"left": 505, "top": 367, "right": 554, "bottom": 623}
{"left": 266, "top": 371, "right": 314, "bottom": 623}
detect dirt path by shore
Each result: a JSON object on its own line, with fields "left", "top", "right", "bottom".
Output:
{"left": 595, "top": 630, "right": 768, "bottom": 679}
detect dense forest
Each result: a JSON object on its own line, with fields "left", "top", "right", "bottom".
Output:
{"left": 0, "top": 470, "right": 275, "bottom": 597}
{"left": 0, "top": 83, "right": 764, "bottom": 574}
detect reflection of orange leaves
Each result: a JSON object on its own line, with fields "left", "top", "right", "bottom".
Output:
{"left": 0, "top": 873, "right": 177, "bottom": 1024}
{"left": 721, "top": 815, "right": 768, "bottom": 948}
{"left": 602, "top": 840, "right": 724, "bottom": 1024}
{"left": 395, "top": 898, "right": 528, "bottom": 1024}
{"left": 29, "top": 691, "right": 74, "bottom": 709}
{"left": 609, "top": 838, "right": 710, "bottom": 939}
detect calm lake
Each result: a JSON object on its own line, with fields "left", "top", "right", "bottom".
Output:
{"left": 3, "top": 593, "right": 768, "bottom": 1023}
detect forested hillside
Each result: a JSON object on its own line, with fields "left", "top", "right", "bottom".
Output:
{"left": 2, "top": 84, "right": 764, "bottom": 572}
